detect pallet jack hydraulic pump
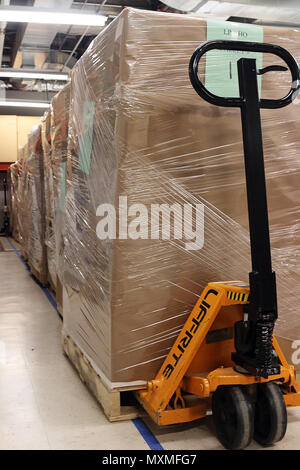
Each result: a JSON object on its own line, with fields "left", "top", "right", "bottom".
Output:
{"left": 135, "top": 40, "right": 300, "bottom": 449}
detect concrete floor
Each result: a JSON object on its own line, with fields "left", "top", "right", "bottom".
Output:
{"left": 0, "top": 240, "right": 300, "bottom": 450}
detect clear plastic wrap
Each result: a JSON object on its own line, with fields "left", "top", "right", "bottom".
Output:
{"left": 26, "top": 124, "right": 47, "bottom": 283}
{"left": 42, "top": 109, "right": 56, "bottom": 289}
{"left": 60, "top": 8, "right": 300, "bottom": 386}
{"left": 50, "top": 84, "right": 71, "bottom": 307}
{"left": 9, "top": 158, "right": 20, "bottom": 242}
{"left": 17, "top": 143, "right": 29, "bottom": 258}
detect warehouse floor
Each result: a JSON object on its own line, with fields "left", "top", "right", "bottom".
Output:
{"left": 1, "top": 238, "right": 300, "bottom": 450}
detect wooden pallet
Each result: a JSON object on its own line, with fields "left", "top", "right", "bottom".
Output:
{"left": 61, "top": 330, "right": 143, "bottom": 422}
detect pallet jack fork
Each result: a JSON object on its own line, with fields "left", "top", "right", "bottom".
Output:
{"left": 135, "top": 41, "right": 300, "bottom": 449}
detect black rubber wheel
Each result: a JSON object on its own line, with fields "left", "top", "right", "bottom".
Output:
{"left": 212, "top": 385, "right": 254, "bottom": 450}
{"left": 254, "top": 382, "right": 287, "bottom": 446}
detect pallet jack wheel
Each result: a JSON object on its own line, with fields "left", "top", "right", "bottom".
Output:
{"left": 254, "top": 382, "right": 287, "bottom": 446}
{"left": 212, "top": 385, "right": 254, "bottom": 450}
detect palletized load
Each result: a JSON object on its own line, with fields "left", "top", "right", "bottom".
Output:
{"left": 62, "top": 8, "right": 300, "bottom": 388}
{"left": 26, "top": 124, "right": 47, "bottom": 285}
{"left": 9, "top": 159, "right": 20, "bottom": 243}
{"left": 39, "top": 85, "right": 71, "bottom": 296}
{"left": 42, "top": 109, "right": 56, "bottom": 290}
{"left": 17, "top": 143, "right": 29, "bottom": 259}
{"left": 51, "top": 84, "right": 71, "bottom": 313}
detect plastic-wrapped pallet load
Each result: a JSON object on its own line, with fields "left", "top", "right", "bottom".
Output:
{"left": 26, "top": 124, "right": 47, "bottom": 285}
{"left": 42, "top": 109, "right": 56, "bottom": 291}
{"left": 7, "top": 165, "right": 12, "bottom": 232}
{"left": 63, "top": 8, "right": 300, "bottom": 387}
{"left": 51, "top": 83, "right": 71, "bottom": 315}
{"left": 9, "top": 160, "right": 20, "bottom": 242}
{"left": 18, "top": 143, "right": 29, "bottom": 260}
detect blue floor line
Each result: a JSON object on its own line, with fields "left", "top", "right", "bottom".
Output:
{"left": 132, "top": 418, "right": 164, "bottom": 450}
{"left": 7, "top": 236, "right": 164, "bottom": 451}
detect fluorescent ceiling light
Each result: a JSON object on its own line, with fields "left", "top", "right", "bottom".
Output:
{"left": 0, "top": 6, "right": 107, "bottom": 27}
{"left": 0, "top": 100, "right": 50, "bottom": 108}
{"left": 0, "top": 69, "right": 69, "bottom": 81}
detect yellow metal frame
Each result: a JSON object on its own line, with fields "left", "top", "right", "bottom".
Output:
{"left": 135, "top": 282, "right": 300, "bottom": 425}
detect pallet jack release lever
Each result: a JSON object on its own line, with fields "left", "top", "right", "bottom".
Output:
{"left": 189, "top": 40, "right": 300, "bottom": 378}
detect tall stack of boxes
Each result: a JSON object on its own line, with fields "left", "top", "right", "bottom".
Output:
{"left": 8, "top": 8, "right": 300, "bottom": 391}
{"left": 51, "top": 84, "right": 70, "bottom": 313}
{"left": 26, "top": 125, "right": 47, "bottom": 284}
{"left": 9, "top": 159, "right": 20, "bottom": 242}
{"left": 42, "top": 110, "right": 56, "bottom": 290}
{"left": 10, "top": 87, "right": 70, "bottom": 295}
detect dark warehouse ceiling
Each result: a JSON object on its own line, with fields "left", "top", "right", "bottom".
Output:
{"left": 0, "top": 0, "right": 173, "bottom": 114}
{"left": 1, "top": 0, "right": 300, "bottom": 115}
{"left": 2, "top": 0, "right": 300, "bottom": 71}
{"left": 2, "top": 1, "right": 159, "bottom": 69}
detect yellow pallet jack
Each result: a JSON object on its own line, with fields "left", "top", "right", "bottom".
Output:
{"left": 135, "top": 40, "right": 300, "bottom": 449}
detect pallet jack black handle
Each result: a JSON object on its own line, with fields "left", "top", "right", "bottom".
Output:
{"left": 189, "top": 40, "right": 300, "bottom": 378}
{"left": 189, "top": 39, "right": 300, "bottom": 109}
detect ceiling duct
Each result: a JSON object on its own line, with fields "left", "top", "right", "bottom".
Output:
{"left": 18, "top": 0, "right": 74, "bottom": 70}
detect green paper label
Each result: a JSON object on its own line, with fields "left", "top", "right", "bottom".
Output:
{"left": 205, "top": 19, "right": 264, "bottom": 98}
{"left": 59, "top": 161, "right": 66, "bottom": 213}
{"left": 78, "top": 100, "right": 95, "bottom": 175}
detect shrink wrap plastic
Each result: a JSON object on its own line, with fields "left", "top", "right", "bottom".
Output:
{"left": 9, "top": 159, "right": 20, "bottom": 242}
{"left": 42, "top": 110, "right": 56, "bottom": 288}
{"left": 23, "top": 8, "right": 300, "bottom": 385}
{"left": 63, "top": 8, "right": 300, "bottom": 386}
{"left": 51, "top": 84, "right": 71, "bottom": 287}
{"left": 26, "top": 125, "right": 47, "bottom": 282}
{"left": 17, "top": 144, "right": 29, "bottom": 257}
